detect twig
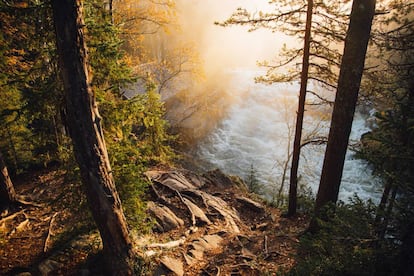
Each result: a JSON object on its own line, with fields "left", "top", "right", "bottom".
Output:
{"left": 0, "top": 210, "right": 25, "bottom": 224}
{"left": 16, "top": 196, "right": 43, "bottom": 208}
{"left": 43, "top": 212, "right": 58, "bottom": 252}
{"left": 146, "top": 236, "right": 186, "bottom": 249}
{"left": 264, "top": 235, "right": 268, "bottom": 255}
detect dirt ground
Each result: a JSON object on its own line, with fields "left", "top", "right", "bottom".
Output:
{"left": 0, "top": 168, "right": 309, "bottom": 275}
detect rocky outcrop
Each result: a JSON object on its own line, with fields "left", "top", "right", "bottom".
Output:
{"left": 142, "top": 168, "right": 286, "bottom": 275}
{"left": 147, "top": 201, "right": 184, "bottom": 232}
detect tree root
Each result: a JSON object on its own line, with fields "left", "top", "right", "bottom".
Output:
{"left": 44, "top": 212, "right": 59, "bottom": 252}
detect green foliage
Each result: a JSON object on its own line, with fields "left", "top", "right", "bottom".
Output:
{"left": 217, "top": 0, "right": 350, "bottom": 104}
{"left": 0, "top": 2, "right": 68, "bottom": 171}
{"left": 296, "top": 182, "right": 315, "bottom": 214}
{"left": 0, "top": 0, "right": 177, "bottom": 241}
{"left": 84, "top": 0, "right": 134, "bottom": 95}
{"left": 357, "top": 3, "right": 414, "bottom": 272}
{"left": 288, "top": 198, "right": 380, "bottom": 276}
{"left": 102, "top": 83, "right": 176, "bottom": 232}
{"left": 102, "top": 93, "right": 174, "bottom": 232}
{"left": 81, "top": 1, "right": 176, "bottom": 232}
{"left": 139, "top": 82, "right": 176, "bottom": 164}
{"left": 106, "top": 138, "right": 151, "bottom": 233}
{"left": 245, "top": 164, "right": 264, "bottom": 195}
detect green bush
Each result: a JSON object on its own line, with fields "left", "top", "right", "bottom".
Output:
{"left": 288, "top": 197, "right": 379, "bottom": 276}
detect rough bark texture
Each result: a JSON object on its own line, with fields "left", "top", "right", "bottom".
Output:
{"left": 315, "top": 0, "right": 376, "bottom": 211}
{"left": 288, "top": 0, "right": 313, "bottom": 217}
{"left": 51, "top": 1, "right": 135, "bottom": 274}
{"left": 0, "top": 152, "right": 16, "bottom": 208}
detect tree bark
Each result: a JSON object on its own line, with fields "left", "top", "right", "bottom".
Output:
{"left": 288, "top": 0, "right": 313, "bottom": 217}
{"left": 374, "top": 178, "right": 392, "bottom": 226}
{"left": 0, "top": 151, "right": 17, "bottom": 209}
{"left": 314, "top": 0, "right": 376, "bottom": 212}
{"left": 51, "top": 1, "right": 136, "bottom": 274}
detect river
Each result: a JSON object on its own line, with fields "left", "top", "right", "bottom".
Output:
{"left": 193, "top": 69, "right": 383, "bottom": 203}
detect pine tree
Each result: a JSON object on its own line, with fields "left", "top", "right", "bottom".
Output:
{"left": 0, "top": 151, "right": 17, "bottom": 210}
{"left": 314, "top": 0, "right": 376, "bottom": 214}
{"left": 0, "top": 2, "right": 67, "bottom": 169}
{"left": 358, "top": 1, "right": 414, "bottom": 271}
{"left": 218, "top": 0, "right": 350, "bottom": 216}
{"left": 51, "top": 0, "right": 139, "bottom": 273}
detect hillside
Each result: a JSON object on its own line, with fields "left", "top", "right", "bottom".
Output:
{"left": 0, "top": 167, "right": 308, "bottom": 275}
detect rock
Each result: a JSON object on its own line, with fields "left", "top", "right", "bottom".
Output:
{"left": 236, "top": 196, "right": 265, "bottom": 214}
{"left": 182, "top": 197, "right": 211, "bottom": 225}
{"left": 187, "top": 234, "right": 223, "bottom": 263}
{"left": 202, "top": 234, "right": 223, "bottom": 249}
{"left": 193, "top": 190, "right": 241, "bottom": 233}
{"left": 160, "top": 256, "right": 184, "bottom": 276}
{"left": 184, "top": 253, "right": 197, "bottom": 266}
{"left": 203, "top": 169, "right": 235, "bottom": 188}
{"left": 38, "top": 259, "right": 62, "bottom": 276}
{"left": 188, "top": 248, "right": 204, "bottom": 260}
{"left": 241, "top": 247, "right": 256, "bottom": 260}
{"left": 181, "top": 170, "right": 206, "bottom": 189}
{"left": 147, "top": 201, "right": 184, "bottom": 232}
{"left": 147, "top": 171, "right": 200, "bottom": 191}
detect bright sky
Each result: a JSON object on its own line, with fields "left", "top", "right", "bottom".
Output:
{"left": 177, "top": 0, "right": 297, "bottom": 70}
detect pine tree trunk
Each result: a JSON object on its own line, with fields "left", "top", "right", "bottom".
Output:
{"left": 375, "top": 178, "right": 392, "bottom": 226}
{"left": 0, "top": 151, "right": 17, "bottom": 209}
{"left": 378, "top": 185, "right": 397, "bottom": 239}
{"left": 288, "top": 0, "right": 313, "bottom": 217}
{"left": 51, "top": 1, "right": 137, "bottom": 274}
{"left": 314, "top": 0, "right": 376, "bottom": 212}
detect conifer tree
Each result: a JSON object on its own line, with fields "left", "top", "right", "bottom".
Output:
{"left": 0, "top": 151, "right": 17, "bottom": 209}
{"left": 358, "top": 1, "right": 414, "bottom": 271}
{"left": 288, "top": 0, "right": 313, "bottom": 217}
{"left": 51, "top": 0, "right": 139, "bottom": 273}
{"left": 314, "top": 0, "right": 376, "bottom": 213}
{"left": 0, "top": 2, "right": 66, "bottom": 168}
{"left": 218, "top": 0, "right": 350, "bottom": 216}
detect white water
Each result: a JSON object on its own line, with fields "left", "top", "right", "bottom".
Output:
{"left": 195, "top": 70, "right": 383, "bottom": 203}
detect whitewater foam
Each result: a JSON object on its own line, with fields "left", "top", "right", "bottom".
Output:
{"left": 195, "top": 70, "right": 382, "bottom": 203}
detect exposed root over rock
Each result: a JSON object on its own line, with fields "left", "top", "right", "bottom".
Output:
{"left": 143, "top": 168, "right": 307, "bottom": 275}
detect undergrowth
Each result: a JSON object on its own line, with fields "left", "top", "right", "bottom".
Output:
{"left": 287, "top": 196, "right": 390, "bottom": 276}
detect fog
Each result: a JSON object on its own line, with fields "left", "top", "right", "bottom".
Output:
{"left": 164, "top": 1, "right": 300, "bottom": 142}
{"left": 161, "top": 1, "right": 382, "bottom": 202}
{"left": 176, "top": 0, "right": 297, "bottom": 71}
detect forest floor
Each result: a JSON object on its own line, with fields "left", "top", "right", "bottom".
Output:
{"left": 0, "top": 167, "right": 309, "bottom": 275}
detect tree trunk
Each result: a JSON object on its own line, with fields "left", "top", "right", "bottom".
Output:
{"left": 374, "top": 178, "right": 392, "bottom": 226}
{"left": 314, "top": 0, "right": 376, "bottom": 212}
{"left": 288, "top": 0, "right": 313, "bottom": 217}
{"left": 378, "top": 185, "right": 397, "bottom": 240}
{"left": 0, "top": 151, "right": 17, "bottom": 209}
{"left": 51, "top": 1, "right": 137, "bottom": 274}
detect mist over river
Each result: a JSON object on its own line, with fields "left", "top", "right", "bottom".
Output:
{"left": 192, "top": 70, "right": 383, "bottom": 203}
